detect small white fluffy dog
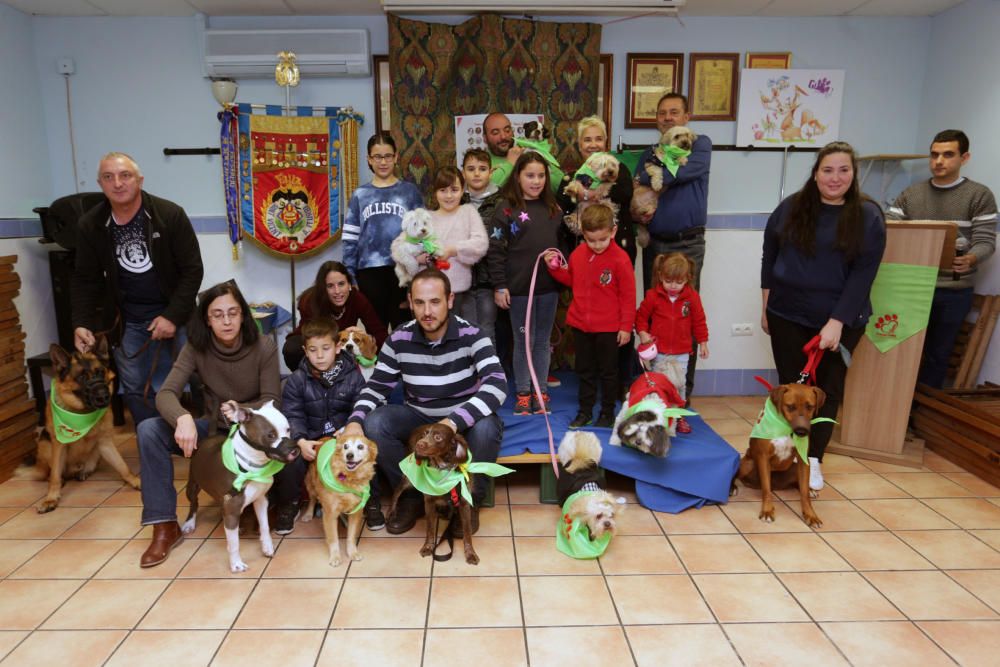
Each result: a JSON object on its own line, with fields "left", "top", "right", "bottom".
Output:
{"left": 391, "top": 208, "right": 435, "bottom": 287}
{"left": 557, "top": 431, "right": 624, "bottom": 541}
{"left": 645, "top": 126, "right": 697, "bottom": 192}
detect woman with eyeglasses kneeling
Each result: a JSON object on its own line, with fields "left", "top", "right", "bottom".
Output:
{"left": 135, "top": 280, "right": 282, "bottom": 568}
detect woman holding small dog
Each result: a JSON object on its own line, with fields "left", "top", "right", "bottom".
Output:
{"left": 136, "top": 280, "right": 281, "bottom": 568}
{"left": 342, "top": 132, "right": 424, "bottom": 329}
{"left": 282, "top": 260, "right": 387, "bottom": 371}
{"left": 761, "top": 141, "right": 886, "bottom": 491}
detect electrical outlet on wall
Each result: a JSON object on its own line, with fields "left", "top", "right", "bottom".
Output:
{"left": 730, "top": 323, "right": 753, "bottom": 336}
{"left": 57, "top": 57, "right": 75, "bottom": 75}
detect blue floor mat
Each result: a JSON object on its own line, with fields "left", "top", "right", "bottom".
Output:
{"left": 499, "top": 372, "right": 740, "bottom": 513}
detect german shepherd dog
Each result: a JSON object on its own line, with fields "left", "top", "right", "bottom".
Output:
{"left": 17, "top": 336, "right": 140, "bottom": 513}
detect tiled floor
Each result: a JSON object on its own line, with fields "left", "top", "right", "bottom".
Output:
{"left": 2, "top": 395, "right": 1000, "bottom": 666}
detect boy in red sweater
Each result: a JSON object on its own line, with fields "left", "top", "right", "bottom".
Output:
{"left": 635, "top": 252, "right": 709, "bottom": 433}
{"left": 546, "top": 204, "right": 636, "bottom": 428}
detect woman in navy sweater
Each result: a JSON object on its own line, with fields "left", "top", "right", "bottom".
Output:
{"left": 761, "top": 141, "right": 886, "bottom": 490}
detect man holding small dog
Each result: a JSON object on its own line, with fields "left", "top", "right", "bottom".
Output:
{"left": 340, "top": 268, "right": 507, "bottom": 534}
{"left": 73, "top": 152, "right": 203, "bottom": 427}
{"left": 483, "top": 111, "right": 565, "bottom": 191}
{"left": 636, "top": 93, "right": 713, "bottom": 403}
{"left": 887, "top": 129, "right": 998, "bottom": 388}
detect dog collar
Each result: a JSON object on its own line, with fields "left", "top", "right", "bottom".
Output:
{"left": 399, "top": 451, "right": 514, "bottom": 507}
{"left": 316, "top": 438, "right": 369, "bottom": 514}
{"left": 750, "top": 397, "right": 836, "bottom": 463}
{"left": 220, "top": 424, "right": 286, "bottom": 492}
{"left": 656, "top": 144, "right": 692, "bottom": 177}
{"left": 555, "top": 489, "right": 612, "bottom": 560}
{"left": 49, "top": 390, "right": 108, "bottom": 444}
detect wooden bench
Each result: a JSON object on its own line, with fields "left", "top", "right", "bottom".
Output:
{"left": 488, "top": 452, "right": 560, "bottom": 505}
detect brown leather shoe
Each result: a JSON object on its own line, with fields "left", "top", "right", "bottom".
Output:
{"left": 140, "top": 521, "right": 184, "bottom": 568}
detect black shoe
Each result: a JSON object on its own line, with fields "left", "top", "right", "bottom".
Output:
{"left": 569, "top": 412, "right": 593, "bottom": 429}
{"left": 364, "top": 498, "right": 386, "bottom": 531}
{"left": 594, "top": 412, "right": 615, "bottom": 428}
{"left": 450, "top": 506, "right": 480, "bottom": 538}
{"left": 387, "top": 494, "right": 425, "bottom": 534}
{"left": 273, "top": 502, "right": 299, "bottom": 535}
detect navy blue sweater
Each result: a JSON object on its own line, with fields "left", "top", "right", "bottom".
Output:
{"left": 281, "top": 356, "right": 366, "bottom": 442}
{"left": 635, "top": 133, "right": 712, "bottom": 237}
{"left": 762, "top": 197, "right": 886, "bottom": 329}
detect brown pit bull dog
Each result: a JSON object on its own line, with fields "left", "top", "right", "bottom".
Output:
{"left": 182, "top": 400, "right": 300, "bottom": 573}
{"left": 733, "top": 384, "right": 826, "bottom": 528}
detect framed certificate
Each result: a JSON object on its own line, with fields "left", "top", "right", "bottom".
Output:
{"left": 373, "top": 54, "right": 391, "bottom": 135}
{"left": 625, "top": 53, "right": 684, "bottom": 128}
{"left": 746, "top": 52, "right": 792, "bottom": 69}
{"left": 688, "top": 53, "right": 740, "bottom": 121}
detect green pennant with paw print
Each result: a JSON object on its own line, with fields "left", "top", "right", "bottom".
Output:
{"left": 865, "top": 262, "right": 939, "bottom": 353}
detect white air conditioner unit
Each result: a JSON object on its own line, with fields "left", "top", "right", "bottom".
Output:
{"left": 202, "top": 28, "right": 370, "bottom": 79}
{"left": 381, "top": 0, "right": 684, "bottom": 14}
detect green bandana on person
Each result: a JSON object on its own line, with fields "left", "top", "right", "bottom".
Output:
{"left": 657, "top": 145, "right": 692, "bottom": 177}
{"left": 750, "top": 396, "right": 836, "bottom": 463}
{"left": 316, "top": 438, "right": 369, "bottom": 514}
{"left": 221, "top": 423, "right": 286, "bottom": 492}
{"left": 514, "top": 138, "right": 561, "bottom": 171}
{"left": 398, "top": 451, "right": 514, "bottom": 506}
{"left": 49, "top": 390, "right": 107, "bottom": 444}
{"left": 865, "top": 262, "right": 939, "bottom": 353}
{"left": 556, "top": 490, "right": 613, "bottom": 559}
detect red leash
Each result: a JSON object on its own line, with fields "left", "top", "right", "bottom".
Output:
{"left": 798, "top": 335, "right": 825, "bottom": 385}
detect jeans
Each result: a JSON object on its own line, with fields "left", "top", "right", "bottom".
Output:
{"left": 114, "top": 320, "right": 184, "bottom": 427}
{"left": 652, "top": 353, "right": 690, "bottom": 403}
{"left": 362, "top": 404, "right": 503, "bottom": 500}
{"left": 137, "top": 416, "right": 210, "bottom": 524}
{"left": 509, "top": 291, "right": 559, "bottom": 394}
{"left": 452, "top": 291, "right": 477, "bottom": 325}
{"left": 470, "top": 287, "right": 498, "bottom": 342}
{"left": 919, "top": 287, "right": 975, "bottom": 389}
{"left": 642, "top": 234, "right": 706, "bottom": 402}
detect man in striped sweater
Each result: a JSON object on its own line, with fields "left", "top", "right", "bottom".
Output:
{"left": 340, "top": 268, "right": 507, "bottom": 534}
{"left": 887, "top": 129, "right": 998, "bottom": 388}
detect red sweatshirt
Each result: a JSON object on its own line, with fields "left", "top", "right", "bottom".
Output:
{"left": 635, "top": 283, "right": 708, "bottom": 354}
{"left": 548, "top": 242, "right": 635, "bottom": 333}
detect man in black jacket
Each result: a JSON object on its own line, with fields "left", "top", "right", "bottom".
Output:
{"left": 73, "top": 152, "right": 204, "bottom": 426}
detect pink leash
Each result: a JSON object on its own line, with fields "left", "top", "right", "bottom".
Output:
{"left": 524, "top": 248, "right": 567, "bottom": 478}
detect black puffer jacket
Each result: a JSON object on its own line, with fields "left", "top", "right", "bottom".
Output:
{"left": 281, "top": 356, "right": 366, "bottom": 442}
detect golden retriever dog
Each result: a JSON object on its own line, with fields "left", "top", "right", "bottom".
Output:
{"left": 302, "top": 433, "right": 379, "bottom": 566}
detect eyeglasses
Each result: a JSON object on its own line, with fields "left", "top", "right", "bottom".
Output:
{"left": 209, "top": 308, "right": 242, "bottom": 323}
{"left": 369, "top": 153, "right": 396, "bottom": 162}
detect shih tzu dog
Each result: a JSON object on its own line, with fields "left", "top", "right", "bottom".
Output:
{"left": 556, "top": 431, "right": 625, "bottom": 558}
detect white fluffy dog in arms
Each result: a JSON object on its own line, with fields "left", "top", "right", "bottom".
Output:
{"left": 391, "top": 207, "right": 436, "bottom": 287}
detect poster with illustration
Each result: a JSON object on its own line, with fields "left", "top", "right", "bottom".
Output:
{"left": 454, "top": 113, "right": 544, "bottom": 166}
{"left": 736, "top": 70, "right": 845, "bottom": 147}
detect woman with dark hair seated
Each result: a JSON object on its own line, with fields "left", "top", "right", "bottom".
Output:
{"left": 136, "top": 280, "right": 281, "bottom": 568}
{"left": 282, "top": 260, "right": 388, "bottom": 370}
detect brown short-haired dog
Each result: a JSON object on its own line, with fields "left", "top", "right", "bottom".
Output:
{"left": 734, "top": 384, "right": 826, "bottom": 528}
{"left": 17, "top": 337, "right": 140, "bottom": 513}
{"left": 389, "top": 422, "right": 480, "bottom": 565}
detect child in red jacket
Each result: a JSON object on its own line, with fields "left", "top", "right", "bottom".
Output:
{"left": 546, "top": 203, "right": 636, "bottom": 428}
{"left": 635, "top": 252, "right": 709, "bottom": 433}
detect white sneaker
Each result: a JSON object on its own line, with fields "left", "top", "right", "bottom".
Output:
{"left": 808, "top": 457, "right": 824, "bottom": 491}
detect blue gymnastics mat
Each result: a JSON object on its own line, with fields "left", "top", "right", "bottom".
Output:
{"left": 498, "top": 372, "right": 741, "bottom": 513}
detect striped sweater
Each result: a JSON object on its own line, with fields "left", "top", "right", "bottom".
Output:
{"left": 348, "top": 314, "right": 508, "bottom": 430}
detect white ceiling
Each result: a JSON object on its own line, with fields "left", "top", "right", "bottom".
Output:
{"left": 0, "top": 0, "right": 967, "bottom": 17}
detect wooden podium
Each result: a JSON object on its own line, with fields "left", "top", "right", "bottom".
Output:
{"left": 828, "top": 221, "right": 955, "bottom": 468}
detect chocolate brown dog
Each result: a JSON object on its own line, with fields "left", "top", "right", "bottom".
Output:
{"left": 734, "top": 384, "right": 826, "bottom": 528}
{"left": 389, "top": 423, "right": 479, "bottom": 565}
{"left": 17, "top": 337, "right": 140, "bottom": 512}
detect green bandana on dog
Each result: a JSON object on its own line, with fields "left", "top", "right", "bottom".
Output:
{"left": 355, "top": 353, "right": 377, "bottom": 368}
{"left": 514, "top": 138, "right": 561, "bottom": 171}
{"left": 573, "top": 155, "right": 615, "bottom": 189}
{"left": 399, "top": 451, "right": 514, "bottom": 506}
{"left": 405, "top": 233, "right": 442, "bottom": 257}
{"left": 221, "top": 423, "right": 286, "bottom": 492}
{"left": 556, "top": 490, "right": 613, "bottom": 559}
{"left": 316, "top": 438, "right": 370, "bottom": 514}
{"left": 619, "top": 397, "right": 697, "bottom": 424}
{"left": 749, "top": 397, "right": 836, "bottom": 463}
{"left": 49, "top": 390, "right": 107, "bottom": 444}
{"left": 657, "top": 145, "right": 692, "bottom": 177}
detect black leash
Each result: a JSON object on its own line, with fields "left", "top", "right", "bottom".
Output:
{"left": 430, "top": 487, "right": 462, "bottom": 562}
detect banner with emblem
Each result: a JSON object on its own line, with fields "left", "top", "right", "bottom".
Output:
{"left": 220, "top": 104, "right": 363, "bottom": 258}
{"left": 865, "top": 262, "right": 939, "bottom": 353}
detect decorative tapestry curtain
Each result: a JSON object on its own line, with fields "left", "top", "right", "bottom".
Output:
{"left": 387, "top": 13, "right": 602, "bottom": 192}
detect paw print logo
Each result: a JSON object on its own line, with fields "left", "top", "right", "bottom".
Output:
{"left": 875, "top": 313, "right": 899, "bottom": 336}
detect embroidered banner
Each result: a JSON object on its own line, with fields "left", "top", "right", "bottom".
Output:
{"left": 220, "top": 105, "right": 364, "bottom": 258}
{"left": 865, "top": 262, "right": 939, "bottom": 353}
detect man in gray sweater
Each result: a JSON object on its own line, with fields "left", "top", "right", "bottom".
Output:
{"left": 888, "top": 129, "right": 997, "bottom": 388}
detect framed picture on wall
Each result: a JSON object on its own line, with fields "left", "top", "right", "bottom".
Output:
{"left": 373, "top": 54, "right": 391, "bottom": 135}
{"left": 688, "top": 52, "right": 740, "bottom": 121}
{"left": 625, "top": 52, "right": 684, "bottom": 128}
{"left": 746, "top": 52, "right": 792, "bottom": 69}
{"left": 598, "top": 53, "right": 613, "bottom": 131}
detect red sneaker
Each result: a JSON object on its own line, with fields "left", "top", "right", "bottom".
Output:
{"left": 514, "top": 392, "right": 532, "bottom": 416}
{"left": 547, "top": 374, "right": 561, "bottom": 387}
{"left": 532, "top": 392, "right": 552, "bottom": 414}
{"left": 676, "top": 417, "right": 692, "bottom": 434}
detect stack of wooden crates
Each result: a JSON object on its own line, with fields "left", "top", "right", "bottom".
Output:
{"left": 0, "top": 256, "right": 37, "bottom": 483}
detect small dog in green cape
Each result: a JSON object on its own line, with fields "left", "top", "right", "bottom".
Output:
{"left": 556, "top": 431, "right": 626, "bottom": 559}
